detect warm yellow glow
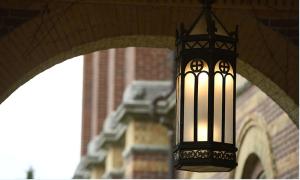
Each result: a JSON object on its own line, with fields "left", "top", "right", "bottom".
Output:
{"left": 198, "top": 121, "right": 207, "bottom": 141}
{"left": 185, "top": 62, "right": 192, "bottom": 73}
{"left": 185, "top": 74, "right": 195, "bottom": 91}
{"left": 214, "top": 74, "right": 223, "bottom": 89}
{"left": 213, "top": 73, "right": 223, "bottom": 142}
{"left": 214, "top": 126, "right": 221, "bottom": 142}
{"left": 181, "top": 59, "right": 234, "bottom": 143}
{"left": 202, "top": 64, "right": 209, "bottom": 72}
{"left": 183, "top": 60, "right": 210, "bottom": 142}
{"left": 197, "top": 73, "right": 208, "bottom": 141}
{"left": 225, "top": 76, "right": 233, "bottom": 143}
{"left": 198, "top": 73, "right": 208, "bottom": 84}
{"left": 184, "top": 73, "right": 195, "bottom": 141}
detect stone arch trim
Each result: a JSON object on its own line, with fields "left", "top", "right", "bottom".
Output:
{"left": 0, "top": 2, "right": 297, "bottom": 126}
{"left": 233, "top": 114, "right": 276, "bottom": 178}
{"left": 237, "top": 60, "right": 298, "bottom": 127}
{"left": 0, "top": 35, "right": 173, "bottom": 108}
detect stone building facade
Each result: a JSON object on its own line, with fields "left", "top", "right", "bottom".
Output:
{"left": 74, "top": 47, "right": 298, "bottom": 179}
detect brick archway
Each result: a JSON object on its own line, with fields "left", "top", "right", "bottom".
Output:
{"left": 0, "top": 1, "right": 298, "bottom": 125}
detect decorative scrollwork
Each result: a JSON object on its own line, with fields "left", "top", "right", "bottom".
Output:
{"left": 212, "top": 150, "right": 235, "bottom": 160}
{"left": 219, "top": 61, "right": 230, "bottom": 73}
{"left": 186, "top": 40, "right": 209, "bottom": 49}
{"left": 176, "top": 149, "right": 235, "bottom": 161}
{"left": 190, "top": 59, "right": 204, "bottom": 72}
{"left": 215, "top": 41, "right": 234, "bottom": 50}
{"left": 180, "top": 149, "right": 210, "bottom": 159}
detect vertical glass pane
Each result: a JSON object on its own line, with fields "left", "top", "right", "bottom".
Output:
{"left": 197, "top": 73, "right": 208, "bottom": 141}
{"left": 225, "top": 76, "right": 233, "bottom": 144}
{"left": 214, "top": 73, "right": 222, "bottom": 142}
{"left": 176, "top": 76, "right": 181, "bottom": 144}
{"left": 184, "top": 73, "right": 194, "bottom": 142}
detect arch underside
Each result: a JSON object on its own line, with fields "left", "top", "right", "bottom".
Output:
{"left": 0, "top": 1, "right": 298, "bottom": 126}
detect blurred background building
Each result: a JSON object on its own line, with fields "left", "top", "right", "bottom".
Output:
{"left": 73, "top": 47, "right": 298, "bottom": 179}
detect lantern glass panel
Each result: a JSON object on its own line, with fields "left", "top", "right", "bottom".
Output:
{"left": 213, "top": 73, "right": 222, "bottom": 142}
{"left": 225, "top": 75, "right": 234, "bottom": 143}
{"left": 197, "top": 71, "right": 208, "bottom": 141}
{"left": 184, "top": 73, "right": 195, "bottom": 142}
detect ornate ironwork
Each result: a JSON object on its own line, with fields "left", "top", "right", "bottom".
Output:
{"left": 186, "top": 40, "right": 209, "bottom": 49}
{"left": 219, "top": 61, "right": 230, "bottom": 74}
{"left": 174, "top": 0, "right": 238, "bottom": 172}
{"left": 179, "top": 149, "right": 235, "bottom": 161}
{"left": 215, "top": 41, "right": 234, "bottom": 50}
{"left": 191, "top": 59, "right": 204, "bottom": 72}
{"left": 181, "top": 149, "right": 210, "bottom": 159}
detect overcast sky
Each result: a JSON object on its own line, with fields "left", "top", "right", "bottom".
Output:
{"left": 0, "top": 56, "right": 83, "bottom": 179}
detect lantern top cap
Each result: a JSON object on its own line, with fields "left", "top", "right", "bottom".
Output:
{"left": 180, "top": 0, "right": 238, "bottom": 39}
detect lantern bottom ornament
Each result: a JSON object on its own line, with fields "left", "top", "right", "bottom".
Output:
{"left": 174, "top": 142, "right": 237, "bottom": 172}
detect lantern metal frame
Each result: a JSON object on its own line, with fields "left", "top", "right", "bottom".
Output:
{"left": 173, "top": 0, "right": 238, "bottom": 172}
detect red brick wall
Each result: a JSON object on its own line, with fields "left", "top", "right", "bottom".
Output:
{"left": 240, "top": 87, "right": 299, "bottom": 179}
{"left": 81, "top": 51, "right": 109, "bottom": 155}
{"left": 80, "top": 47, "right": 172, "bottom": 156}
{"left": 81, "top": 54, "right": 93, "bottom": 156}
{"left": 81, "top": 47, "right": 172, "bottom": 154}
{"left": 135, "top": 48, "right": 172, "bottom": 81}
{"left": 272, "top": 121, "right": 298, "bottom": 178}
{"left": 114, "top": 48, "right": 125, "bottom": 110}
{"left": 97, "top": 50, "right": 108, "bottom": 134}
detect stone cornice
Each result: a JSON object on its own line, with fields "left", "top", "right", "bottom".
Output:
{"left": 122, "top": 144, "right": 170, "bottom": 159}
{"left": 73, "top": 155, "right": 103, "bottom": 179}
{"left": 102, "top": 169, "right": 124, "bottom": 179}
{"left": 94, "top": 124, "right": 127, "bottom": 151}
{"left": 117, "top": 81, "right": 172, "bottom": 123}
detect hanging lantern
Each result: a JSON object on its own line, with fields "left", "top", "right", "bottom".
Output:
{"left": 174, "top": 0, "right": 238, "bottom": 172}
